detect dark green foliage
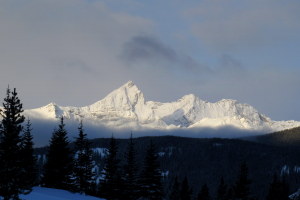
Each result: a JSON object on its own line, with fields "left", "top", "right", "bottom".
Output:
{"left": 169, "top": 176, "right": 180, "bottom": 200}
{"left": 197, "top": 184, "right": 211, "bottom": 200}
{"left": 98, "top": 136, "right": 123, "bottom": 200}
{"left": 266, "top": 174, "right": 289, "bottom": 200}
{"left": 0, "top": 88, "right": 26, "bottom": 200}
{"left": 216, "top": 177, "right": 227, "bottom": 200}
{"left": 43, "top": 117, "right": 73, "bottom": 190}
{"left": 180, "top": 177, "right": 191, "bottom": 200}
{"left": 233, "top": 162, "right": 252, "bottom": 200}
{"left": 73, "top": 121, "right": 95, "bottom": 194}
{"left": 122, "top": 135, "right": 139, "bottom": 200}
{"left": 19, "top": 119, "right": 37, "bottom": 193}
{"left": 139, "top": 141, "right": 164, "bottom": 200}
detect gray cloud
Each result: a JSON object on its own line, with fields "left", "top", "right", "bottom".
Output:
{"left": 121, "top": 35, "right": 178, "bottom": 65}
{"left": 219, "top": 55, "right": 243, "bottom": 71}
{"left": 120, "top": 35, "right": 211, "bottom": 76}
{"left": 0, "top": 0, "right": 299, "bottom": 123}
{"left": 0, "top": 0, "right": 153, "bottom": 107}
{"left": 216, "top": 54, "right": 246, "bottom": 78}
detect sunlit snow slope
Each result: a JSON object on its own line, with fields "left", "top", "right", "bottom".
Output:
{"left": 20, "top": 187, "right": 103, "bottom": 200}
{"left": 23, "top": 81, "right": 300, "bottom": 133}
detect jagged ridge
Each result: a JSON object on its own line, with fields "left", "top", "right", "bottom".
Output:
{"left": 24, "top": 81, "right": 300, "bottom": 132}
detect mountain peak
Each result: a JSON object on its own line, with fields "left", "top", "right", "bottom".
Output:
{"left": 123, "top": 80, "right": 135, "bottom": 88}
{"left": 24, "top": 81, "right": 300, "bottom": 134}
{"left": 114, "top": 80, "right": 142, "bottom": 97}
{"left": 218, "top": 99, "right": 238, "bottom": 104}
{"left": 87, "top": 81, "right": 145, "bottom": 113}
{"left": 116, "top": 81, "right": 141, "bottom": 95}
{"left": 180, "top": 94, "right": 197, "bottom": 100}
{"left": 46, "top": 102, "right": 58, "bottom": 107}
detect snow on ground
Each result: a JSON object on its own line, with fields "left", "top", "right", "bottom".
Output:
{"left": 93, "top": 148, "right": 107, "bottom": 157}
{"left": 20, "top": 187, "right": 104, "bottom": 200}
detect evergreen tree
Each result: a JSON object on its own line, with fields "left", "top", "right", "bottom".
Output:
{"left": 226, "top": 188, "right": 234, "bottom": 200}
{"left": 169, "top": 176, "right": 180, "bottom": 200}
{"left": 233, "top": 162, "right": 251, "bottom": 200}
{"left": 98, "top": 136, "right": 123, "bottom": 200}
{"left": 0, "top": 87, "right": 26, "bottom": 200}
{"left": 139, "top": 141, "right": 163, "bottom": 200}
{"left": 122, "top": 134, "right": 139, "bottom": 200}
{"left": 266, "top": 174, "right": 289, "bottom": 200}
{"left": 197, "top": 184, "right": 210, "bottom": 200}
{"left": 43, "top": 117, "right": 73, "bottom": 190}
{"left": 73, "top": 121, "right": 95, "bottom": 194}
{"left": 180, "top": 177, "right": 191, "bottom": 200}
{"left": 216, "top": 177, "right": 227, "bottom": 200}
{"left": 19, "top": 119, "right": 37, "bottom": 193}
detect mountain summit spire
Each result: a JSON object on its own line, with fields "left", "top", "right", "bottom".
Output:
{"left": 124, "top": 80, "right": 135, "bottom": 88}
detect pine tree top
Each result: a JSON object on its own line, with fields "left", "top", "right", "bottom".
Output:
{"left": 0, "top": 87, "right": 25, "bottom": 134}
{"left": 49, "top": 117, "right": 69, "bottom": 146}
{"left": 22, "top": 119, "right": 34, "bottom": 149}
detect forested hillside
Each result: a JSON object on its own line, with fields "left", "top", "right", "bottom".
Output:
{"left": 251, "top": 127, "right": 300, "bottom": 148}
{"left": 36, "top": 135, "right": 300, "bottom": 199}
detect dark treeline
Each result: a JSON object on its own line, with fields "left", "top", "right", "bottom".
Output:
{"left": 166, "top": 163, "right": 289, "bottom": 200}
{"left": 0, "top": 88, "right": 299, "bottom": 200}
{"left": 0, "top": 87, "right": 164, "bottom": 200}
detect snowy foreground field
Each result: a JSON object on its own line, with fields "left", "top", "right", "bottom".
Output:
{"left": 19, "top": 187, "right": 104, "bottom": 200}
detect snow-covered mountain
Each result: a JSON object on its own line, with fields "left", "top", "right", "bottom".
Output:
{"left": 24, "top": 81, "right": 300, "bottom": 133}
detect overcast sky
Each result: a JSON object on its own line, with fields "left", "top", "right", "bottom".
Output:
{"left": 0, "top": 0, "right": 299, "bottom": 121}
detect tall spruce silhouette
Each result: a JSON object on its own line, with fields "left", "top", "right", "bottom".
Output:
{"left": 98, "top": 136, "right": 123, "bottom": 200}
{"left": 43, "top": 117, "right": 73, "bottom": 190}
{"left": 122, "top": 134, "right": 139, "bottom": 200}
{"left": 233, "top": 162, "right": 252, "bottom": 200}
{"left": 216, "top": 177, "right": 227, "bottom": 200}
{"left": 0, "top": 87, "right": 27, "bottom": 200}
{"left": 225, "top": 187, "right": 234, "bottom": 200}
{"left": 266, "top": 174, "right": 289, "bottom": 200}
{"left": 20, "top": 119, "right": 37, "bottom": 194}
{"left": 169, "top": 176, "right": 180, "bottom": 200}
{"left": 139, "top": 141, "right": 163, "bottom": 200}
{"left": 197, "top": 184, "right": 211, "bottom": 200}
{"left": 180, "top": 177, "right": 192, "bottom": 200}
{"left": 73, "top": 121, "right": 95, "bottom": 194}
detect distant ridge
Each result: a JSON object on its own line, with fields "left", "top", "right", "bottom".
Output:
{"left": 251, "top": 126, "right": 300, "bottom": 147}
{"left": 22, "top": 81, "right": 300, "bottom": 134}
